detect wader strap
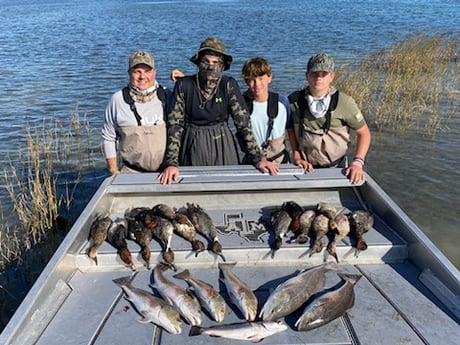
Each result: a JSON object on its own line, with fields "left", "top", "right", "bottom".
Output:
{"left": 323, "top": 91, "right": 339, "bottom": 134}
{"left": 122, "top": 87, "right": 142, "bottom": 126}
{"left": 122, "top": 160, "right": 150, "bottom": 172}
{"left": 312, "top": 155, "right": 345, "bottom": 169}
{"left": 243, "top": 91, "right": 279, "bottom": 149}
{"left": 297, "top": 89, "right": 339, "bottom": 134}
{"left": 267, "top": 148, "right": 290, "bottom": 163}
{"left": 122, "top": 86, "right": 167, "bottom": 126}
{"left": 262, "top": 92, "right": 279, "bottom": 149}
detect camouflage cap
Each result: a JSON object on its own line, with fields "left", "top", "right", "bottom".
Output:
{"left": 307, "top": 53, "right": 335, "bottom": 73}
{"left": 190, "top": 37, "right": 233, "bottom": 70}
{"left": 129, "top": 50, "right": 155, "bottom": 70}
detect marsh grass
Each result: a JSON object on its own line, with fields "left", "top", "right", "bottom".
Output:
{"left": 334, "top": 33, "right": 459, "bottom": 137}
{"left": 0, "top": 33, "right": 458, "bottom": 271}
{"left": 0, "top": 108, "right": 101, "bottom": 269}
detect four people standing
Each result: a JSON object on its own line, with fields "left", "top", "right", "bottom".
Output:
{"left": 102, "top": 44, "right": 370, "bottom": 185}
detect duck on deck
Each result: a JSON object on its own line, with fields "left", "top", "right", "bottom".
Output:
{"left": 1, "top": 166, "right": 458, "bottom": 345}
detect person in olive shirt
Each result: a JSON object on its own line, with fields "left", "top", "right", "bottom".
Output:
{"left": 158, "top": 38, "right": 278, "bottom": 184}
{"left": 288, "top": 52, "right": 371, "bottom": 184}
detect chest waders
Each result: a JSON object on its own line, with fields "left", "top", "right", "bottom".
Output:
{"left": 120, "top": 86, "right": 167, "bottom": 172}
{"left": 296, "top": 90, "right": 347, "bottom": 168}
{"left": 244, "top": 92, "right": 290, "bottom": 163}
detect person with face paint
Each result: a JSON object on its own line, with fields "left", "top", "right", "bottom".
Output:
{"left": 158, "top": 38, "right": 279, "bottom": 184}
{"left": 288, "top": 53, "right": 371, "bottom": 184}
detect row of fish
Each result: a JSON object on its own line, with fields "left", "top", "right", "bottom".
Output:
{"left": 270, "top": 201, "right": 374, "bottom": 262}
{"left": 112, "top": 262, "right": 361, "bottom": 342}
{"left": 88, "top": 202, "right": 225, "bottom": 270}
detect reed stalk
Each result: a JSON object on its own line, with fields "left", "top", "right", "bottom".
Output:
{"left": 334, "top": 33, "right": 459, "bottom": 137}
{"left": 0, "top": 108, "right": 100, "bottom": 269}
{"left": 0, "top": 33, "right": 458, "bottom": 270}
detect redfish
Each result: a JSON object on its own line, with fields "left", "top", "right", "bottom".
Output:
{"left": 219, "top": 262, "right": 258, "bottom": 321}
{"left": 295, "top": 273, "right": 361, "bottom": 331}
{"left": 174, "top": 268, "right": 227, "bottom": 322}
{"left": 113, "top": 276, "right": 182, "bottom": 334}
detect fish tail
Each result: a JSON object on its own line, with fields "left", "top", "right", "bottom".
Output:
{"left": 112, "top": 275, "right": 135, "bottom": 286}
{"left": 173, "top": 269, "right": 191, "bottom": 281}
{"left": 337, "top": 272, "right": 362, "bottom": 285}
{"left": 189, "top": 325, "right": 204, "bottom": 336}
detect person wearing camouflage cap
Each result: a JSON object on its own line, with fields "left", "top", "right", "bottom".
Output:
{"left": 158, "top": 38, "right": 278, "bottom": 185}
{"left": 102, "top": 50, "right": 172, "bottom": 174}
{"left": 288, "top": 52, "right": 371, "bottom": 184}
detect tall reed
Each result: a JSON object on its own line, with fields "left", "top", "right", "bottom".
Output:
{"left": 0, "top": 33, "right": 458, "bottom": 270}
{"left": 334, "top": 33, "right": 459, "bottom": 137}
{"left": 0, "top": 108, "right": 101, "bottom": 269}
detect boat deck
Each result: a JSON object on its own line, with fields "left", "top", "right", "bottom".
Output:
{"left": 2, "top": 167, "right": 459, "bottom": 345}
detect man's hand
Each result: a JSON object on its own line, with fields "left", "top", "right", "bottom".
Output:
{"left": 256, "top": 160, "right": 279, "bottom": 175}
{"left": 158, "top": 166, "right": 180, "bottom": 185}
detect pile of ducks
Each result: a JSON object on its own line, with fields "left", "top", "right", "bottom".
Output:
{"left": 88, "top": 200, "right": 374, "bottom": 269}
{"left": 87, "top": 202, "right": 225, "bottom": 270}
{"left": 270, "top": 201, "right": 374, "bottom": 262}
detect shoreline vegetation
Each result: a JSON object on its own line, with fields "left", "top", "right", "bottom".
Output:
{"left": 0, "top": 33, "right": 459, "bottom": 331}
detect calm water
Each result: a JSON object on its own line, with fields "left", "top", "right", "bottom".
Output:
{"left": 0, "top": 0, "right": 459, "bottom": 331}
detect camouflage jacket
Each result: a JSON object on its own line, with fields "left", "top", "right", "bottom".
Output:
{"left": 164, "top": 75, "right": 262, "bottom": 166}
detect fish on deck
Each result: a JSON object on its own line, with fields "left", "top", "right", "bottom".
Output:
{"left": 112, "top": 275, "right": 182, "bottom": 334}
{"left": 189, "top": 320, "right": 288, "bottom": 343}
{"left": 173, "top": 268, "right": 227, "bottom": 322}
{"left": 218, "top": 262, "right": 258, "bottom": 321}
{"left": 150, "top": 264, "right": 202, "bottom": 326}
{"left": 259, "top": 263, "right": 337, "bottom": 321}
{"left": 295, "top": 272, "right": 362, "bottom": 331}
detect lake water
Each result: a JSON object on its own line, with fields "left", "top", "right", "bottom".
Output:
{"left": 0, "top": 0, "right": 459, "bottom": 332}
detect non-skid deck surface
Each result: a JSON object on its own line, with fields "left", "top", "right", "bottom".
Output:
{"left": 36, "top": 263, "right": 459, "bottom": 345}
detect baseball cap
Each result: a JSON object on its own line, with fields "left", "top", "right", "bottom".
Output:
{"left": 307, "top": 53, "right": 335, "bottom": 73}
{"left": 129, "top": 50, "right": 155, "bottom": 70}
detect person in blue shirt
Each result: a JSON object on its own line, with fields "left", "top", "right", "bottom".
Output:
{"left": 240, "top": 57, "right": 295, "bottom": 164}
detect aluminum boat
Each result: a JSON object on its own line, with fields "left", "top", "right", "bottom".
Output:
{"left": 1, "top": 166, "right": 458, "bottom": 345}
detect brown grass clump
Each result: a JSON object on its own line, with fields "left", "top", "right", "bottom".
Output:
{"left": 334, "top": 33, "right": 459, "bottom": 137}
{"left": 0, "top": 108, "right": 101, "bottom": 269}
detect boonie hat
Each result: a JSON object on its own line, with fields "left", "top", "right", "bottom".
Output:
{"left": 129, "top": 50, "right": 155, "bottom": 70}
{"left": 307, "top": 53, "right": 335, "bottom": 73}
{"left": 190, "top": 37, "right": 233, "bottom": 71}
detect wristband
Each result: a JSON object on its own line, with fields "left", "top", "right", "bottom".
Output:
{"left": 353, "top": 156, "right": 365, "bottom": 165}
{"left": 351, "top": 161, "right": 363, "bottom": 168}
{"left": 109, "top": 166, "right": 118, "bottom": 173}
